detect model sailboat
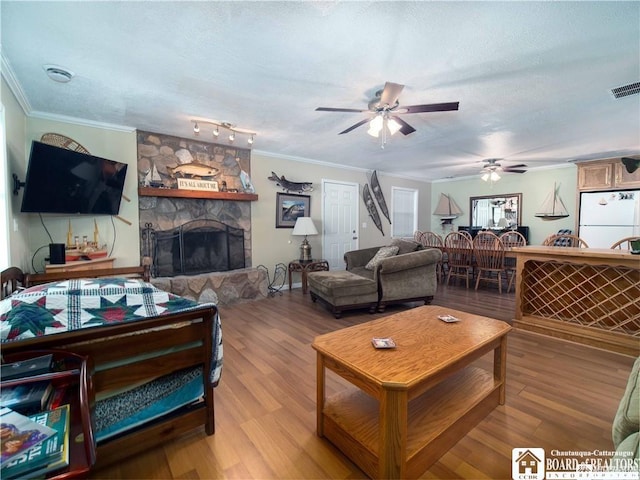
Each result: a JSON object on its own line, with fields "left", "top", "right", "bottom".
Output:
{"left": 433, "top": 193, "right": 463, "bottom": 225}
{"left": 535, "top": 183, "right": 569, "bottom": 220}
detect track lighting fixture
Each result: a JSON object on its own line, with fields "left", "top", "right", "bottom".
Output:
{"left": 190, "top": 120, "right": 256, "bottom": 146}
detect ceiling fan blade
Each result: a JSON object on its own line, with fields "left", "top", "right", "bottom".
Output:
{"left": 390, "top": 116, "right": 416, "bottom": 135}
{"left": 338, "top": 118, "right": 370, "bottom": 135}
{"left": 505, "top": 169, "right": 527, "bottom": 174}
{"left": 400, "top": 102, "right": 460, "bottom": 114}
{"left": 316, "top": 107, "right": 367, "bottom": 113}
{"left": 379, "top": 82, "right": 404, "bottom": 108}
{"left": 506, "top": 164, "right": 527, "bottom": 169}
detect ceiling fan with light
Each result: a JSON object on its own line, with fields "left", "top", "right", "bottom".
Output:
{"left": 316, "top": 81, "right": 459, "bottom": 148}
{"left": 480, "top": 159, "right": 528, "bottom": 182}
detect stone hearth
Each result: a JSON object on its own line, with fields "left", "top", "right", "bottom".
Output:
{"left": 151, "top": 269, "right": 268, "bottom": 306}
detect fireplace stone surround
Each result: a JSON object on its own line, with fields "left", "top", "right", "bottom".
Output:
{"left": 137, "top": 131, "right": 267, "bottom": 305}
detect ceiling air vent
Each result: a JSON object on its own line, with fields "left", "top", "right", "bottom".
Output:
{"left": 611, "top": 81, "right": 640, "bottom": 99}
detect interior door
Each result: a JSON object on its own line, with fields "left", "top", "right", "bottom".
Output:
{"left": 322, "top": 180, "right": 359, "bottom": 270}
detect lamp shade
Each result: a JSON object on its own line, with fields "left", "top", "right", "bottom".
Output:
{"left": 292, "top": 217, "right": 318, "bottom": 236}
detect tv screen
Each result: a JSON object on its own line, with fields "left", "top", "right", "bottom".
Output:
{"left": 20, "top": 141, "right": 128, "bottom": 215}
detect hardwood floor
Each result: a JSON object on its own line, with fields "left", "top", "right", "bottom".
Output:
{"left": 90, "top": 284, "right": 636, "bottom": 479}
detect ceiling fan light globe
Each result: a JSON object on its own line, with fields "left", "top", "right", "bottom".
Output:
{"left": 387, "top": 118, "right": 402, "bottom": 136}
{"left": 491, "top": 171, "right": 501, "bottom": 181}
{"left": 370, "top": 114, "right": 383, "bottom": 129}
{"left": 481, "top": 173, "right": 490, "bottom": 182}
{"left": 367, "top": 126, "right": 380, "bottom": 138}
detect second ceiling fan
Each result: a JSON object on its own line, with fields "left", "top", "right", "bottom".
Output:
{"left": 316, "top": 81, "right": 459, "bottom": 141}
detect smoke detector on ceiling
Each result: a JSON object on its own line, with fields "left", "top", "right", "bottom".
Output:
{"left": 43, "top": 64, "right": 75, "bottom": 83}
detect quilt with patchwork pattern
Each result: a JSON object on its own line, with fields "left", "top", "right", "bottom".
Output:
{"left": 0, "top": 277, "right": 222, "bottom": 385}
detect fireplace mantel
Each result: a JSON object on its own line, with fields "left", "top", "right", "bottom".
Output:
{"left": 138, "top": 187, "right": 258, "bottom": 201}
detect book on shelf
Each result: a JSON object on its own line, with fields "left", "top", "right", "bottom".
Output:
{"left": 1, "top": 405, "right": 70, "bottom": 480}
{"left": 0, "top": 407, "right": 56, "bottom": 467}
{"left": 1, "top": 355, "right": 53, "bottom": 381}
{"left": 0, "top": 381, "right": 53, "bottom": 415}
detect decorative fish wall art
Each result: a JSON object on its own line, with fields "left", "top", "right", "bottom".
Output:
{"left": 370, "top": 170, "right": 391, "bottom": 224}
{"left": 363, "top": 183, "right": 384, "bottom": 236}
{"left": 166, "top": 162, "right": 219, "bottom": 178}
{"left": 268, "top": 171, "right": 314, "bottom": 194}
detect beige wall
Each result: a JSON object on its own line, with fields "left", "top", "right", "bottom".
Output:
{"left": 431, "top": 164, "right": 578, "bottom": 245}
{"left": 3, "top": 103, "right": 140, "bottom": 272}
{"left": 250, "top": 152, "right": 432, "bottom": 269}
{"left": 3, "top": 77, "right": 30, "bottom": 271}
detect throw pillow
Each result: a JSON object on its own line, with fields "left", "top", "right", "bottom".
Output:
{"left": 390, "top": 238, "right": 422, "bottom": 255}
{"left": 365, "top": 246, "right": 399, "bottom": 270}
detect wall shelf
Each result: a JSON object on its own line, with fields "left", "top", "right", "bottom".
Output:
{"left": 138, "top": 187, "right": 258, "bottom": 201}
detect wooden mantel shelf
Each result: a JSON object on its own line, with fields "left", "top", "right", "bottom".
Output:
{"left": 138, "top": 187, "right": 258, "bottom": 201}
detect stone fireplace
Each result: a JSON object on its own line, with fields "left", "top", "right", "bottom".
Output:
{"left": 137, "top": 131, "right": 266, "bottom": 304}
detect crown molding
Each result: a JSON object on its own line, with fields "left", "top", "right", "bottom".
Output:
{"left": 253, "top": 149, "right": 431, "bottom": 183}
{"left": 1, "top": 53, "right": 32, "bottom": 114}
{"left": 29, "top": 110, "right": 136, "bottom": 133}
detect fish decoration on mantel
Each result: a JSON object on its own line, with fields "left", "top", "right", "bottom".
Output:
{"left": 166, "top": 162, "right": 219, "bottom": 179}
{"left": 268, "top": 172, "right": 314, "bottom": 193}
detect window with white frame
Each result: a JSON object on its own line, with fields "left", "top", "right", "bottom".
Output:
{"left": 391, "top": 187, "right": 418, "bottom": 238}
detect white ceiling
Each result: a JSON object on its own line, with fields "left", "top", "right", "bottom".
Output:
{"left": 2, "top": 1, "right": 639, "bottom": 181}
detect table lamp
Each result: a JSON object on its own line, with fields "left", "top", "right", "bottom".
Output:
{"left": 292, "top": 217, "right": 318, "bottom": 262}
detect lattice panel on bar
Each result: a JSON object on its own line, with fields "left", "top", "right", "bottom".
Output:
{"left": 522, "top": 261, "right": 640, "bottom": 336}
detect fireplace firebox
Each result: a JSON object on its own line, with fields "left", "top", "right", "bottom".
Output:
{"left": 144, "top": 219, "right": 245, "bottom": 277}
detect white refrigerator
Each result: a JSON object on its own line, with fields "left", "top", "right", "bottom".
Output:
{"left": 578, "top": 190, "right": 640, "bottom": 248}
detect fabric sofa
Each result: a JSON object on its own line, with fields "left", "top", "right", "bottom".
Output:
{"left": 611, "top": 356, "right": 639, "bottom": 470}
{"left": 308, "top": 239, "right": 442, "bottom": 318}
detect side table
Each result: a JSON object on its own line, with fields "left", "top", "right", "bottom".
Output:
{"left": 288, "top": 259, "right": 329, "bottom": 294}
{"left": 1, "top": 350, "right": 96, "bottom": 479}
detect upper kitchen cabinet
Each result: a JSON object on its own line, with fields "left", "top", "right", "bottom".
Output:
{"left": 615, "top": 161, "right": 640, "bottom": 188}
{"left": 578, "top": 158, "right": 640, "bottom": 190}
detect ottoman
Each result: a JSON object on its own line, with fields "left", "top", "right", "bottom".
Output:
{"left": 307, "top": 270, "right": 378, "bottom": 318}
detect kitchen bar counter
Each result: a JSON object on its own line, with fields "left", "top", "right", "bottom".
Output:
{"left": 511, "top": 246, "right": 639, "bottom": 356}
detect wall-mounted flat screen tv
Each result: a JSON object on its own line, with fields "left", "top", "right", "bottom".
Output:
{"left": 20, "top": 141, "right": 128, "bottom": 215}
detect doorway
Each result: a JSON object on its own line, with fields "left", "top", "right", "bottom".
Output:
{"left": 322, "top": 180, "right": 359, "bottom": 270}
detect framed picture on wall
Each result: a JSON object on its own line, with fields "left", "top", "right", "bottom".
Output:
{"left": 276, "top": 193, "right": 310, "bottom": 228}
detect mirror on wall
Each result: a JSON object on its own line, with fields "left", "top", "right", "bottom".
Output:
{"left": 470, "top": 193, "right": 522, "bottom": 229}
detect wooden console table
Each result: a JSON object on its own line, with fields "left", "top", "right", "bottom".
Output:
{"left": 46, "top": 257, "right": 115, "bottom": 273}
{"left": 312, "top": 305, "right": 510, "bottom": 479}
{"left": 511, "top": 246, "right": 639, "bottom": 356}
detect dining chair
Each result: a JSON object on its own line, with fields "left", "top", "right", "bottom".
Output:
{"left": 1, "top": 266, "right": 25, "bottom": 299}
{"left": 413, "top": 230, "right": 425, "bottom": 244}
{"left": 610, "top": 236, "right": 640, "bottom": 250}
{"left": 542, "top": 233, "right": 589, "bottom": 247}
{"left": 499, "top": 231, "right": 526, "bottom": 292}
{"left": 444, "top": 232, "right": 474, "bottom": 288}
{"left": 473, "top": 231, "right": 508, "bottom": 293}
{"left": 420, "top": 231, "right": 446, "bottom": 281}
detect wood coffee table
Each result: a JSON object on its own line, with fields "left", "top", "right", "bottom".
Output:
{"left": 312, "top": 305, "right": 511, "bottom": 479}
